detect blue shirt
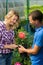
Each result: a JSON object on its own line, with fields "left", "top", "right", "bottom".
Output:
{"left": 30, "top": 26, "right": 43, "bottom": 65}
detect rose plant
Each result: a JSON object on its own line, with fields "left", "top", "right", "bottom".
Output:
{"left": 14, "top": 62, "right": 21, "bottom": 65}
{"left": 14, "top": 27, "right": 33, "bottom": 65}
{"left": 13, "top": 20, "right": 33, "bottom": 65}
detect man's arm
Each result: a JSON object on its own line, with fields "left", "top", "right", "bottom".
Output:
{"left": 25, "top": 44, "right": 40, "bottom": 54}
{"left": 18, "top": 44, "right": 40, "bottom": 55}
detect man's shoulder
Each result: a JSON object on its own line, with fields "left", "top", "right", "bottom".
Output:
{"left": 37, "top": 29, "right": 43, "bottom": 37}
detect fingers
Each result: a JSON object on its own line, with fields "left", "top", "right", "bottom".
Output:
{"left": 18, "top": 45, "right": 24, "bottom": 53}
{"left": 18, "top": 45, "right": 22, "bottom": 48}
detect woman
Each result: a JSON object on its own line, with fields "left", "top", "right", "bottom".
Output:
{"left": 18, "top": 10, "right": 43, "bottom": 65}
{"left": 0, "top": 10, "right": 19, "bottom": 65}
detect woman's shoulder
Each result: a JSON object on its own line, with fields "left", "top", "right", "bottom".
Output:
{"left": 0, "top": 21, "right": 5, "bottom": 30}
{"left": 0, "top": 21, "right": 4, "bottom": 26}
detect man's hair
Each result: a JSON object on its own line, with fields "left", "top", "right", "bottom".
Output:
{"left": 29, "top": 10, "right": 43, "bottom": 23}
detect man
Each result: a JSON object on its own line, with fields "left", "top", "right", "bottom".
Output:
{"left": 18, "top": 10, "right": 43, "bottom": 65}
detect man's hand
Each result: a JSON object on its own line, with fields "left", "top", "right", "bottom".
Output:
{"left": 18, "top": 44, "right": 40, "bottom": 55}
{"left": 18, "top": 45, "right": 26, "bottom": 53}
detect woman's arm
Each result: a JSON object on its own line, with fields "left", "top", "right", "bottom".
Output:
{"left": 4, "top": 37, "right": 18, "bottom": 49}
{"left": 4, "top": 44, "right": 18, "bottom": 49}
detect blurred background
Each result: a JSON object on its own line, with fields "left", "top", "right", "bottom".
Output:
{"left": 0, "top": 0, "right": 43, "bottom": 32}
{"left": 0, "top": 0, "right": 43, "bottom": 65}
{"left": 0, "top": 0, "right": 43, "bottom": 20}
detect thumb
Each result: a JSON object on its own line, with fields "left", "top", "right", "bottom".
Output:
{"left": 18, "top": 45, "right": 22, "bottom": 48}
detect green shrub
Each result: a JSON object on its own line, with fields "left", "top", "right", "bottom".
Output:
{"left": 12, "top": 20, "right": 33, "bottom": 65}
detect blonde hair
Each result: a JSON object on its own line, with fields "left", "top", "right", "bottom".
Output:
{"left": 5, "top": 10, "right": 20, "bottom": 29}
{"left": 5, "top": 10, "right": 19, "bottom": 22}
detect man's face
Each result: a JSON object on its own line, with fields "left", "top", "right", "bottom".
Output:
{"left": 9, "top": 15, "right": 19, "bottom": 29}
{"left": 29, "top": 15, "right": 40, "bottom": 27}
{"left": 29, "top": 16, "right": 36, "bottom": 26}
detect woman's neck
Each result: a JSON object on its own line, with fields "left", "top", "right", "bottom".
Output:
{"left": 4, "top": 21, "right": 11, "bottom": 31}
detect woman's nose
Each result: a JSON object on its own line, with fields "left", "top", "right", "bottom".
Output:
{"left": 13, "top": 20, "right": 17, "bottom": 24}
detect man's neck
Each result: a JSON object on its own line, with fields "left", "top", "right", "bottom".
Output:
{"left": 36, "top": 23, "right": 43, "bottom": 28}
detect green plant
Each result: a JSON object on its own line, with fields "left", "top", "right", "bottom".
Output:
{"left": 12, "top": 20, "right": 33, "bottom": 65}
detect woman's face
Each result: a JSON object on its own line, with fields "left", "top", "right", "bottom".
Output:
{"left": 5, "top": 11, "right": 19, "bottom": 30}
{"left": 9, "top": 15, "right": 18, "bottom": 26}
{"left": 9, "top": 15, "right": 19, "bottom": 30}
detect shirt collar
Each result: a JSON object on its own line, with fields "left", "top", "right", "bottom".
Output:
{"left": 35, "top": 26, "right": 43, "bottom": 32}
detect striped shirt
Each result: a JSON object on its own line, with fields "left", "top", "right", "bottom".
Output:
{"left": 0, "top": 21, "right": 14, "bottom": 54}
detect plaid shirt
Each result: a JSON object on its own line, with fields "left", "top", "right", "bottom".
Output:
{"left": 0, "top": 21, "right": 14, "bottom": 54}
